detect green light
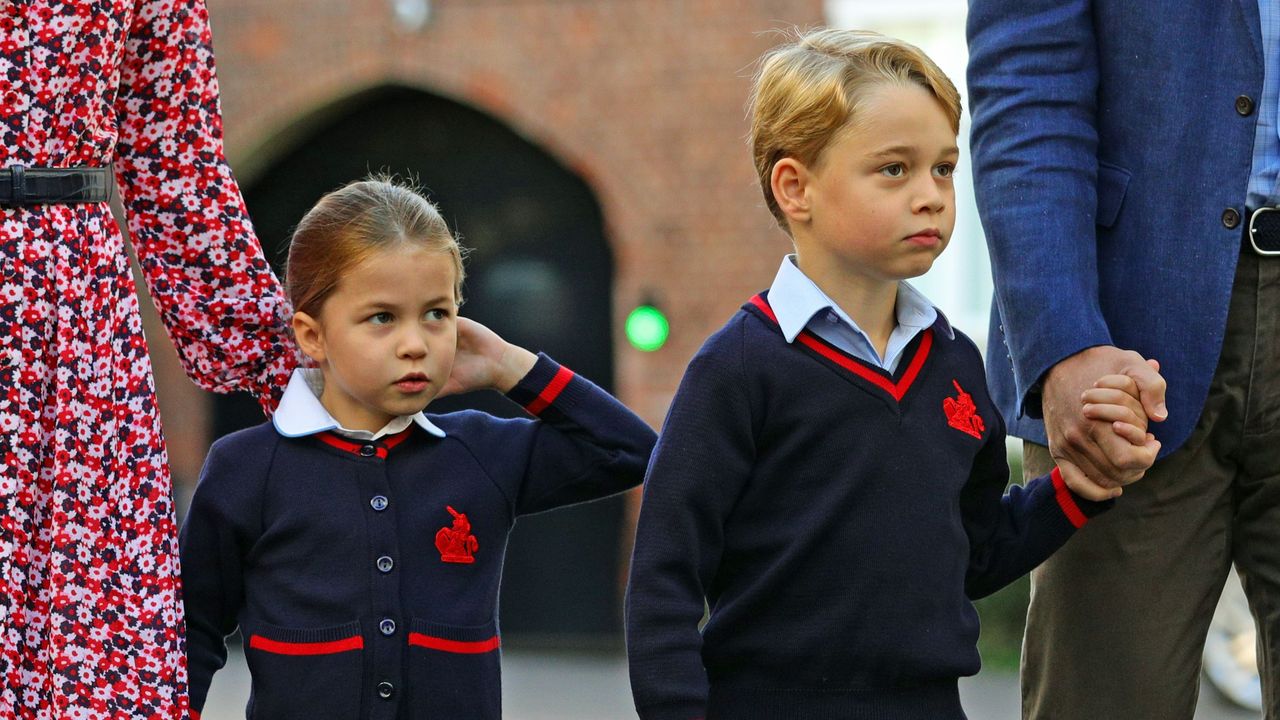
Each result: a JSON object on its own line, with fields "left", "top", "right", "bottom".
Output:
{"left": 626, "top": 305, "right": 669, "bottom": 352}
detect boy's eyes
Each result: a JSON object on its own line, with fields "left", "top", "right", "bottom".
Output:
{"left": 878, "top": 162, "right": 957, "bottom": 178}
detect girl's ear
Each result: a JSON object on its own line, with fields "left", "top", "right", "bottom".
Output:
{"left": 292, "top": 311, "right": 327, "bottom": 364}
{"left": 770, "top": 157, "right": 813, "bottom": 225}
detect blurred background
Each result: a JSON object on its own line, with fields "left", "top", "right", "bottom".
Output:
{"left": 130, "top": 0, "right": 1258, "bottom": 716}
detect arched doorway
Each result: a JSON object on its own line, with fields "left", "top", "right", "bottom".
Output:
{"left": 222, "top": 85, "right": 623, "bottom": 644}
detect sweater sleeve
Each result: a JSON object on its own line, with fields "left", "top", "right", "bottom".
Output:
{"left": 626, "top": 324, "right": 756, "bottom": 720}
{"left": 960, "top": 409, "right": 1112, "bottom": 600}
{"left": 502, "top": 353, "right": 657, "bottom": 515}
{"left": 179, "top": 434, "right": 268, "bottom": 714}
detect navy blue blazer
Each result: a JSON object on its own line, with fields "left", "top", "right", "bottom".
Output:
{"left": 967, "top": 0, "right": 1263, "bottom": 455}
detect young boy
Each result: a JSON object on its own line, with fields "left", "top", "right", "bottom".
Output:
{"left": 624, "top": 29, "right": 1161, "bottom": 720}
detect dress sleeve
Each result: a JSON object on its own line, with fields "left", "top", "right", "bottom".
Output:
{"left": 966, "top": 0, "right": 1111, "bottom": 416}
{"left": 960, "top": 408, "right": 1112, "bottom": 600}
{"left": 625, "top": 324, "right": 755, "bottom": 720}
{"left": 113, "top": 0, "right": 298, "bottom": 414}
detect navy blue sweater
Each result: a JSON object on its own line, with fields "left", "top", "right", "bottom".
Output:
{"left": 180, "top": 355, "right": 656, "bottom": 720}
{"left": 625, "top": 295, "right": 1109, "bottom": 720}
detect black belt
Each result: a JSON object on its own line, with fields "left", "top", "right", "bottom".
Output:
{"left": 0, "top": 165, "right": 112, "bottom": 207}
{"left": 1245, "top": 206, "right": 1280, "bottom": 255}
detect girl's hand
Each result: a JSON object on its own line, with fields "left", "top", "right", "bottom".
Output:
{"left": 436, "top": 317, "right": 537, "bottom": 398}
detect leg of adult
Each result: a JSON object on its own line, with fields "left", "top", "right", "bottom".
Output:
{"left": 1228, "top": 249, "right": 1280, "bottom": 719}
{"left": 1020, "top": 253, "right": 1258, "bottom": 719}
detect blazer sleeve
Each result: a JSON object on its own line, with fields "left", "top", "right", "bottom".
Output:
{"left": 179, "top": 435, "right": 268, "bottom": 715}
{"left": 625, "top": 324, "right": 756, "bottom": 720}
{"left": 114, "top": 0, "right": 298, "bottom": 415}
{"left": 960, "top": 409, "right": 1112, "bottom": 600}
{"left": 502, "top": 353, "right": 658, "bottom": 515}
{"left": 966, "top": 0, "right": 1113, "bottom": 417}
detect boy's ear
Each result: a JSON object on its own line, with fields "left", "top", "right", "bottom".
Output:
{"left": 292, "top": 311, "right": 327, "bottom": 364}
{"left": 770, "top": 157, "right": 812, "bottom": 224}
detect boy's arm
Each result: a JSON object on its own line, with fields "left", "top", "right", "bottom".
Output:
{"left": 961, "top": 410, "right": 1114, "bottom": 600}
{"left": 179, "top": 438, "right": 264, "bottom": 715}
{"left": 503, "top": 353, "right": 658, "bottom": 514}
{"left": 626, "top": 329, "right": 756, "bottom": 720}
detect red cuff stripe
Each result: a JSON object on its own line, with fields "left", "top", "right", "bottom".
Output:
{"left": 191, "top": 712, "right": 201, "bottom": 720}
{"left": 248, "top": 634, "right": 364, "bottom": 656}
{"left": 408, "top": 632, "right": 501, "bottom": 654}
{"left": 524, "top": 366, "right": 575, "bottom": 416}
{"left": 1051, "top": 467, "right": 1089, "bottom": 529}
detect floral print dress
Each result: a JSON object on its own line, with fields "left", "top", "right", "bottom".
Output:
{"left": 0, "top": 0, "right": 296, "bottom": 716}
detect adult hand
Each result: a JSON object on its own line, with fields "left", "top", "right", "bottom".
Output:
{"left": 1042, "top": 346, "right": 1167, "bottom": 487}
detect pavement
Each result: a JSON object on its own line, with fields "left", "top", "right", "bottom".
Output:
{"left": 200, "top": 645, "right": 1263, "bottom": 719}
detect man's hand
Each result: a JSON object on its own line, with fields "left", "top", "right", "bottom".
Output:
{"left": 1042, "top": 346, "right": 1167, "bottom": 487}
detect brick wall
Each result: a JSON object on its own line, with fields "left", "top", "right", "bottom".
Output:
{"left": 150, "top": 0, "right": 825, "bottom": 489}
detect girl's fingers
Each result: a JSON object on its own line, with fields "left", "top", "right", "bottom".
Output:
{"left": 1111, "top": 420, "right": 1148, "bottom": 446}
{"left": 1082, "top": 402, "right": 1143, "bottom": 426}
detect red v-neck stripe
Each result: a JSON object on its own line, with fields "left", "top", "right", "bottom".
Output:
{"left": 747, "top": 293, "right": 934, "bottom": 402}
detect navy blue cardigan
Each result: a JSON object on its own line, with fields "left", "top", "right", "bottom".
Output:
{"left": 625, "top": 295, "right": 1110, "bottom": 720}
{"left": 180, "top": 355, "right": 656, "bottom": 719}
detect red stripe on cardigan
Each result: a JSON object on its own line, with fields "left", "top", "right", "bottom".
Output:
{"left": 1051, "top": 467, "right": 1089, "bottom": 529}
{"left": 248, "top": 634, "right": 365, "bottom": 656}
{"left": 524, "top": 366, "right": 575, "bottom": 416}
{"left": 408, "top": 632, "right": 501, "bottom": 654}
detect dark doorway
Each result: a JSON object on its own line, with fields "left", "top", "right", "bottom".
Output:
{"left": 223, "top": 85, "right": 622, "bottom": 645}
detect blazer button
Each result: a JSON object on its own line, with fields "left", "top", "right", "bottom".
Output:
{"left": 379, "top": 618, "right": 397, "bottom": 636}
{"left": 1222, "top": 207, "right": 1241, "bottom": 229}
{"left": 1236, "top": 95, "right": 1256, "bottom": 116}
{"left": 376, "top": 555, "right": 394, "bottom": 573}
{"left": 359, "top": 444, "right": 376, "bottom": 457}
{"left": 370, "top": 495, "right": 389, "bottom": 511}
{"left": 377, "top": 681, "right": 395, "bottom": 699}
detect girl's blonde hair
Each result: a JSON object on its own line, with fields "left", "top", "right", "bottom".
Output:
{"left": 748, "top": 28, "right": 962, "bottom": 229}
{"left": 286, "top": 175, "right": 466, "bottom": 316}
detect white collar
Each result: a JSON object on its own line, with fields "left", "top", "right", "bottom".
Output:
{"left": 766, "top": 255, "right": 954, "bottom": 342}
{"left": 272, "top": 368, "right": 446, "bottom": 439}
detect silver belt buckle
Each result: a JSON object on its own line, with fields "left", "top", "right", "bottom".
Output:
{"left": 1249, "top": 207, "right": 1280, "bottom": 256}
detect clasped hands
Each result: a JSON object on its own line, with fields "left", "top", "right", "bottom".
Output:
{"left": 1044, "top": 346, "right": 1168, "bottom": 501}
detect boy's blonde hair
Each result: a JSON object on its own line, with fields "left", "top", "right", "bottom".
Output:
{"left": 749, "top": 28, "right": 962, "bottom": 229}
{"left": 286, "top": 174, "right": 466, "bottom": 316}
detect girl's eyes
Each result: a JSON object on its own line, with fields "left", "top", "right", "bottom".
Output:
{"left": 934, "top": 163, "right": 956, "bottom": 178}
{"left": 368, "top": 312, "right": 394, "bottom": 325}
{"left": 879, "top": 163, "right": 905, "bottom": 178}
{"left": 424, "top": 309, "right": 450, "bottom": 322}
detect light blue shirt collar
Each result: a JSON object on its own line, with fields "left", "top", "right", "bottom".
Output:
{"left": 273, "top": 368, "right": 446, "bottom": 440}
{"left": 767, "top": 256, "right": 953, "bottom": 371}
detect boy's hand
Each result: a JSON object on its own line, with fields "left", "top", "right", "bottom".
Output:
{"left": 1078, "top": 371, "right": 1162, "bottom": 484}
{"left": 1057, "top": 458, "right": 1123, "bottom": 501}
{"left": 436, "top": 317, "right": 537, "bottom": 398}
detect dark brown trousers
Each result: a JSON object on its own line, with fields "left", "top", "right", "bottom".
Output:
{"left": 1021, "top": 250, "right": 1280, "bottom": 719}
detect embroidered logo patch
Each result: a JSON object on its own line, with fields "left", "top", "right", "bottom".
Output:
{"left": 435, "top": 506, "right": 478, "bottom": 564}
{"left": 943, "top": 380, "right": 986, "bottom": 439}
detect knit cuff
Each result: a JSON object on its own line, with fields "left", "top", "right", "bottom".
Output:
{"left": 504, "top": 353, "right": 585, "bottom": 417}
{"left": 1050, "top": 466, "right": 1114, "bottom": 528}
{"left": 635, "top": 699, "right": 707, "bottom": 720}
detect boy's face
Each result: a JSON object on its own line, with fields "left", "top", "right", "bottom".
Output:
{"left": 294, "top": 244, "right": 459, "bottom": 433}
{"left": 794, "top": 82, "right": 958, "bottom": 288}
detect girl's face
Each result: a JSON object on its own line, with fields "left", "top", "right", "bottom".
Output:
{"left": 294, "top": 243, "right": 459, "bottom": 433}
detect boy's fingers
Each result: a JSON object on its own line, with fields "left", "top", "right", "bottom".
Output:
{"left": 1124, "top": 358, "right": 1168, "bottom": 422}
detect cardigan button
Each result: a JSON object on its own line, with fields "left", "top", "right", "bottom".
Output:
{"left": 359, "top": 444, "right": 376, "bottom": 457}
{"left": 377, "top": 555, "right": 394, "bottom": 573}
{"left": 379, "top": 618, "right": 397, "bottom": 636}
{"left": 370, "top": 495, "right": 389, "bottom": 511}
{"left": 1236, "top": 94, "right": 1256, "bottom": 116}
{"left": 377, "top": 681, "right": 395, "bottom": 699}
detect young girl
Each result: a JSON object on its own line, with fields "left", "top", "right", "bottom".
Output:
{"left": 179, "top": 177, "right": 657, "bottom": 719}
